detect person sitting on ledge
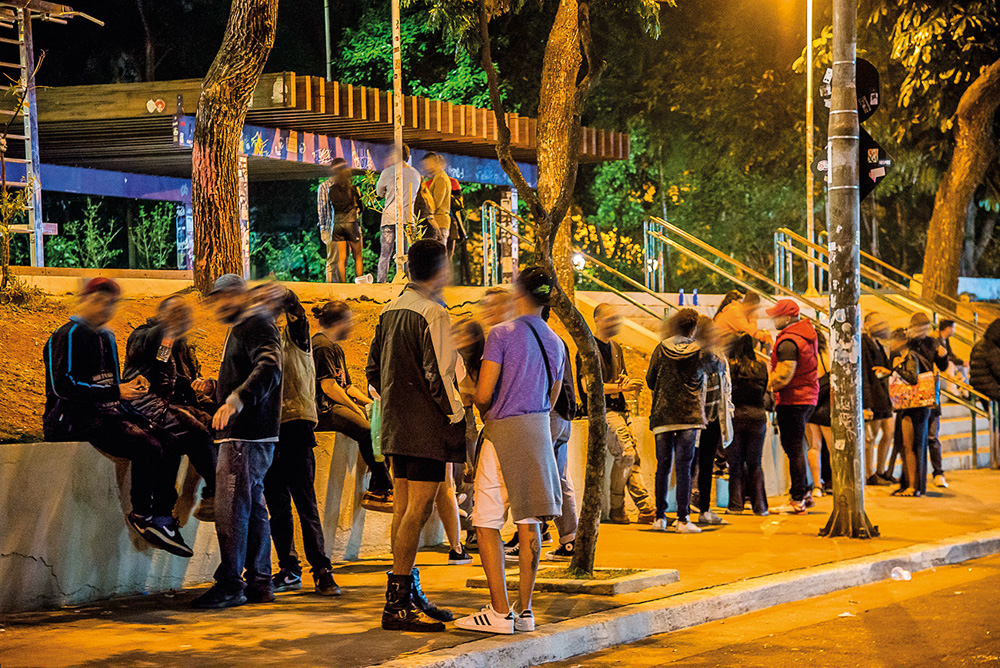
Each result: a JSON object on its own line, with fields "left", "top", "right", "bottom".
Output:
{"left": 43, "top": 277, "right": 195, "bottom": 558}
{"left": 123, "top": 296, "right": 217, "bottom": 523}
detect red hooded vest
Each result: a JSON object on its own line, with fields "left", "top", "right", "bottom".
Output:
{"left": 770, "top": 319, "right": 820, "bottom": 406}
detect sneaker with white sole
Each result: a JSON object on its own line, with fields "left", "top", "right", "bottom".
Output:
{"left": 144, "top": 516, "right": 194, "bottom": 558}
{"left": 448, "top": 547, "right": 473, "bottom": 565}
{"left": 699, "top": 510, "right": 727, "bottom": 526}
{"left": 934, "top": 474, "right": 949, "bottom": 488}
{"left": 513, "top": 608, "right": 535, "bottom": 632}
{"left": 546, "top": 542, "right": 575, "bottom": 562}
{"left": 676, "top": 520, "right": 702, "bottom": 534}
{"left": 455, "top": 605, "right": 515, "bottom": 635}
{"left": 651, "top": 518, "right": 670, "bottom": 532}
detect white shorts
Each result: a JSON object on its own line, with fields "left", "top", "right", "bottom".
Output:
{"left": 471, "top": 439, "right": 540, "bottom": 530}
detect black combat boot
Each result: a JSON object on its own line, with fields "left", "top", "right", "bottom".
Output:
{"left": 381, "top": 573, "right": 445, "bottom": 632}
{"left": 410, "top": 566, "right": 454, "bottom": 622}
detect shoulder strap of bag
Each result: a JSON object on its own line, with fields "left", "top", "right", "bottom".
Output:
{"left": 523, "top": 318, "right": 554, "bottom": 396}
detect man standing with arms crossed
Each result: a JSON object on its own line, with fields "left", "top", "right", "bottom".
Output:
{"left": 421, "top": 152, "right": 452, "bottom": 244}
{"left": 367, "top": 240, "right": 466, "bottom": 632}
{"left": 766, "top": 299, "right": 819, "bottom": 515}
{"left": 192, "top": 276, "right": 283, "bottom": 609}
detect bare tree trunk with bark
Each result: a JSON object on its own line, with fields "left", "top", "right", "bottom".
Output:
{"left": 921, "top": 56, "right": 1000, "bottom": 303}
{"left": 477, "top": 0, "right": 608, "bottom": 574}
{"left": 821, "top": 0, "right": 877, "bottom": 539}
{"left": 192, "top": 0, "right": 278, "bottom": 294}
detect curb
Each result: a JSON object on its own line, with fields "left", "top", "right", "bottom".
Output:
{"left": 369, "top": 528, "right": 1000, "bottom": 668}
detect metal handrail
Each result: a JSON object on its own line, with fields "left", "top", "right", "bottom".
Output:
{"left": 651, "top": 217, "right": 829, "bottom": 315}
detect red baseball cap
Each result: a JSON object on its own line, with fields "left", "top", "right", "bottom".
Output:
{"left": 765, "top": 299, "right": 800, "bottom": 318}
{"left": 80, "top": 277, "right": 121, "bottom": 298}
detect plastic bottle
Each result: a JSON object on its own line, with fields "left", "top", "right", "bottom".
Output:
{"left": 678, "top": 288, "right": 685, "bottom": 306}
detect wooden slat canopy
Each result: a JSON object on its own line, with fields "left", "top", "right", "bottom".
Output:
{"left": 26, "top": 72, "right": 628, "bottom": 180}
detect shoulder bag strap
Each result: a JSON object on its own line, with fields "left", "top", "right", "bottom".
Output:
{"left": 522, "top": 319, "right": 554, "bottom": 396}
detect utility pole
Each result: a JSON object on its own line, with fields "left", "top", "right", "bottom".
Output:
{"left": 324, "top": 0, "right": 332, "bottom": 80}
{"left": 821, "top": 0, "right": 877, "bottom": 539}
{"left": 804, "top": 0, "right": 817, "bottom": 296}
{"left": 391, "top": 0, "right": 406, "bottom": 280}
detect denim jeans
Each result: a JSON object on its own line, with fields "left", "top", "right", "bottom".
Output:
{"left": 927, "top": 410, "right": 943, "bottom": 476}
{"left": 263, "top": 421, "right": 331, "bottom": 576}
{"left": 215, "top": 439, "right": 275, "bottom": 593}
{"left": 776, "top": 404, "right": 815, "bottom": 502}
{"left": 692, "top": 419, "right": 721, "bottom": 513}
{"left": 550, "top": 414, "right": 578, "bottom": 543}
{"left": 654, "top": 429, "right": 698, "bottom": 522}
{"left": 726, "top": 416, "right": 768, "bottom": 514}
{"left": 377, "top": 224, "right": 409, "bottom": 283}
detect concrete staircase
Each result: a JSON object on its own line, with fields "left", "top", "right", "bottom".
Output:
{"left": 938, "top": 402, "right": 993, "bottom": 471}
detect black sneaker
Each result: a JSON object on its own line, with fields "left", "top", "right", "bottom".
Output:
{"left": 245, "top": 585, "right": 275, "bottom": 604}
{"left": 541, "top": 527, "right": 553, "bottom": 545}
{"left": 448, "top": 547, "right": 473, "bottom": 565}
{"left": 191, "top": 584, "right": 247, "bottom": 609}
{"left": 504, "top": 543, "right": 520, "bottom": 563}
{"left": 546, "top": 541, "right": 574, "bottom": 562}
{"left": 315, "top": 568, "right": 341, "bottom": 596}
{"left": 144, "top": 516, "right": 194, "bottom": 558}
{"left": 273, "top": 570, "right": 303, "bottom": 592}
{"left": 126, "top": 512, "right": 153, "bottom": 539}
{"left": 464, "top": 531, "right": 478, "bottom": 553}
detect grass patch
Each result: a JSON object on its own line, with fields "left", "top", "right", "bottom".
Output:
{"left": 537, "top": 567, "right": 643, "bottom": 581}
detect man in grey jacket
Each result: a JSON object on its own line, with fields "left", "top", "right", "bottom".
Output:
{"left": 367, "top": 240, "right": 466, "bottom": 632}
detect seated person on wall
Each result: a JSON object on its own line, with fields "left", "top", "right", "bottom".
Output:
{"left": 312, "top": 300, "right": 394, "bottom": 512}
{"left": 124, "top": 296, "right": 218, "bottom": 523}
{"left": 42, "top": 278, "right": 195, "bottom": 558}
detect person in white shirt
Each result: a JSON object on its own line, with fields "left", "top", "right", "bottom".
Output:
{"left": 376, "top": 145, "right": 423, "bottom": 283}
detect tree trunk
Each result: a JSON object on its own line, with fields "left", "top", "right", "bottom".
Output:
{"left": 961, "top": 200, "right": 978, "bottom": 277}
{"left": 477, "top": 0, "right": 607, "bottom": 573}
{"left": 135, "top": 0, "right": 156, "bottom": 82}
{"left": 191, "top": 0, "right": 278, "bottom": 294}
{"left": 821, "top": 0, "right": 877, "bottom": 539}
{"left": 921, "top": 56, "right": 1000, "bottom": 303}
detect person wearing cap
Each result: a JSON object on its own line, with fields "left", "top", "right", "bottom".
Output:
{"left": 263, "top": 288, "right": 341, "bottom": 598}
{"left": 43, "top": 278, "right": 195, "bottom": 557}
{"left": 123, "top": 296, "right": 218, "bottom": 523}
{"left": 766, "top": 299, "right": 820, "bottom": 515}
{"left": 908, "top": 312, "right": 950, "bottom": 489}
{"left": 376, "top": 144, "right": 423, "bottom": 283}
{"left": 862, "top": 312, "right": 896, "bottom": 485}
{"left": 192, "top": 274, "right": 283, "bottom": 609}
{"left": 455, "top": 266, "right": 564, "bottom": 635}
{"left": 312, "top": 300, "right": 393, "bottom": 512}
{"left": 576, "top": 303, "right": 657, "bottom": 525}
{"left": 367, "top": 239, "right": 466, "bottom": 632}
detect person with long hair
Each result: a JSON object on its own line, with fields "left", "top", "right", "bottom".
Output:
{"left": 726, "top": 334, "right": 770, "bottom": 515}
{"left": 888, "top": 328, "right": 933, "bottom": 497}
{"left": 804, "top": 330, "right": 832, "bottom": 498}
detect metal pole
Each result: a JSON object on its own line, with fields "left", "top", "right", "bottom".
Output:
{"left": 991, "top": 401, "right": 999, "bottom": 470}
{"left": 19, "top": 10, "right": 43, "bottom": 268}
{"left": 971, "top": 406, "right": 978, "bottom": 468}
{"left": 644, "top": 220, "right": 650, "bottom": 290}
{"left": 391, "top": 0, "right": 406, "bottom": 281}
{"left": 804, "top": 0, "right": 816, "bottom": 296}
{"left": 324, "top": 0, "right": 332, "bottom": 80}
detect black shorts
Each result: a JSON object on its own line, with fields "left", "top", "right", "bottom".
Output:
{"left": 392, "top": 455, "right": 446, "bottom": 482}
{"left": 331, "top": 221, "right": 361, "bottom": 243}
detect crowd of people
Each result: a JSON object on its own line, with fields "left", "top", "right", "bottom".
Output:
{"left": 319, "top": 147, "right": 466, "bottom": 284}
{"left": 41, "top": 249, "right": 993, "bottom": 634}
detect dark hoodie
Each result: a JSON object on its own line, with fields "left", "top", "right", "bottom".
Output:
{"left": 970, "top": 320, "right": 1000, "bottom": 401}
{"left": 647, "top": 335, "right": 706, "bottom": 431}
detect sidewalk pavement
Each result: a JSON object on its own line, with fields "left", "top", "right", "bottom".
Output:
{"left": 2, "top": 469, "right": 999, "bottom": 668}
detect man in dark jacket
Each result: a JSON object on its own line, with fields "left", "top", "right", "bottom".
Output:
{"left": 367, "top": 240, "right": 466, "bottom": 632}
{"left": 908, "top": 312, "right": 950, "bottom": 488}
{"left": 970, "top": 319, "right": 1000, "bottom": 407}
{"left": 43, "top": 278, "right": 193, "bottom": 557}
{"left": 647, "top": 308, "right": 705, "bottom": 533}
{"left": 861, "top": 312, "right": 895, "bottom": 485}
{"left": 124, "top": 296, "right": 217, "bottom": 522}
{"left": 192, "top": 275, "right": 283, "bottom": 610}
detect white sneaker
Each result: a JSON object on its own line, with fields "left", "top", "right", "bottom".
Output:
{"left": 934, "top": 474, "right": 949, "bottom": 489}
{"left": 676, "top": 520, "right": 702, "bottom": 534}
{"left": 699, "top": 510, "right": 727, "bottom": 526}
{"left": 812, "top": 487, "right": 824, "bottom": 498}
{"left": 455, "top": 604, "right": 515, "bottom": 634}
{"left": 651, "top": 518, "right": 669, "bottom": 532}
{"left": 512, "top": 608, "right": 535, "bottom": 632}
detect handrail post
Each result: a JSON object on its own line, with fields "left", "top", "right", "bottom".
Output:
{"left": 644, "top": 220, "right": 650, "bottom": 290}
{"left": 774, "top": 232, "right": 781, "bottom": 288}
{"left": 786, "top": 236, "right": 795, "bottom": 293}
{"left": 992, "top": 401, "right": 1000, "bottom": 470}
{"left": 971, "top": 405, "right": 978, "bottom": 469}
{"left": 481, "top": 203, "right": 488, "bottom": 286}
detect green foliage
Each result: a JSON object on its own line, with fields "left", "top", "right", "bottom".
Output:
{"left": 45, "top": 199, "right": 122, "bottom": 269}
{"left": 129, "top": 202, "right": 176, "bottom": 270}
{"left": 250, "top": 230, "right": 325, "bottom": 282}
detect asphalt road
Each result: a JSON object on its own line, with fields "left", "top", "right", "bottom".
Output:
{"left": 543, "top": 554, "right": 1000, "bottom": 668}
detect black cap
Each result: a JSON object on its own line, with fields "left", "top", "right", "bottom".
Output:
{"left": 516, "top": 266, "right": 556, "bottom": 306}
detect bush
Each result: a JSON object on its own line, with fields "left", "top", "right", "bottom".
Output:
{"left": 130, "top": 202, "right": 176, "bottom": 269}
{"left": 46, "top": 199, "right": 121, "bottom": 269}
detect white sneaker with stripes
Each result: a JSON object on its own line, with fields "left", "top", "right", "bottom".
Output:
{"left": 513, "top": 608, "right": 535, "bottom": 632}
{"left": 455, "top": 604, "right": 515, "bottom": 634}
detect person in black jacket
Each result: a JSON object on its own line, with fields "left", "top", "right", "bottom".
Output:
{"left": 862, "top": 312, "right": 895, "bottom": 485}
{"left": 726, "top": 334, "right": 769, "bottom": 516}
{"left": 124, "top": 296, "right": 217, "bottom": 523}
{"left": 43, "top": 278, "right": 194, "bottom": 557}
{"left": 889, "top": 328, "right": 933, "bottom": 497}
{"left": 908, "top": 312, "right": 950, "bottom": 489}
{"left": 192, "top": 275, "right": 283, "bottom": 610}
{"left": 970, "top": 319, "right": 1000, "bottom": 407}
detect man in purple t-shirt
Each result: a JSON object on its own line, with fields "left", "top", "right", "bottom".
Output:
{"left": 456, "top": 267, "right": 565, "bottom": 636}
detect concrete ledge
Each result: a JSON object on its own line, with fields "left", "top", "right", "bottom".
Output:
{"left": 370, "top": 529, "right": 1000, "bottom": 668}
{"left": 466, "top": 568, "right": 680, "bottom": 596}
